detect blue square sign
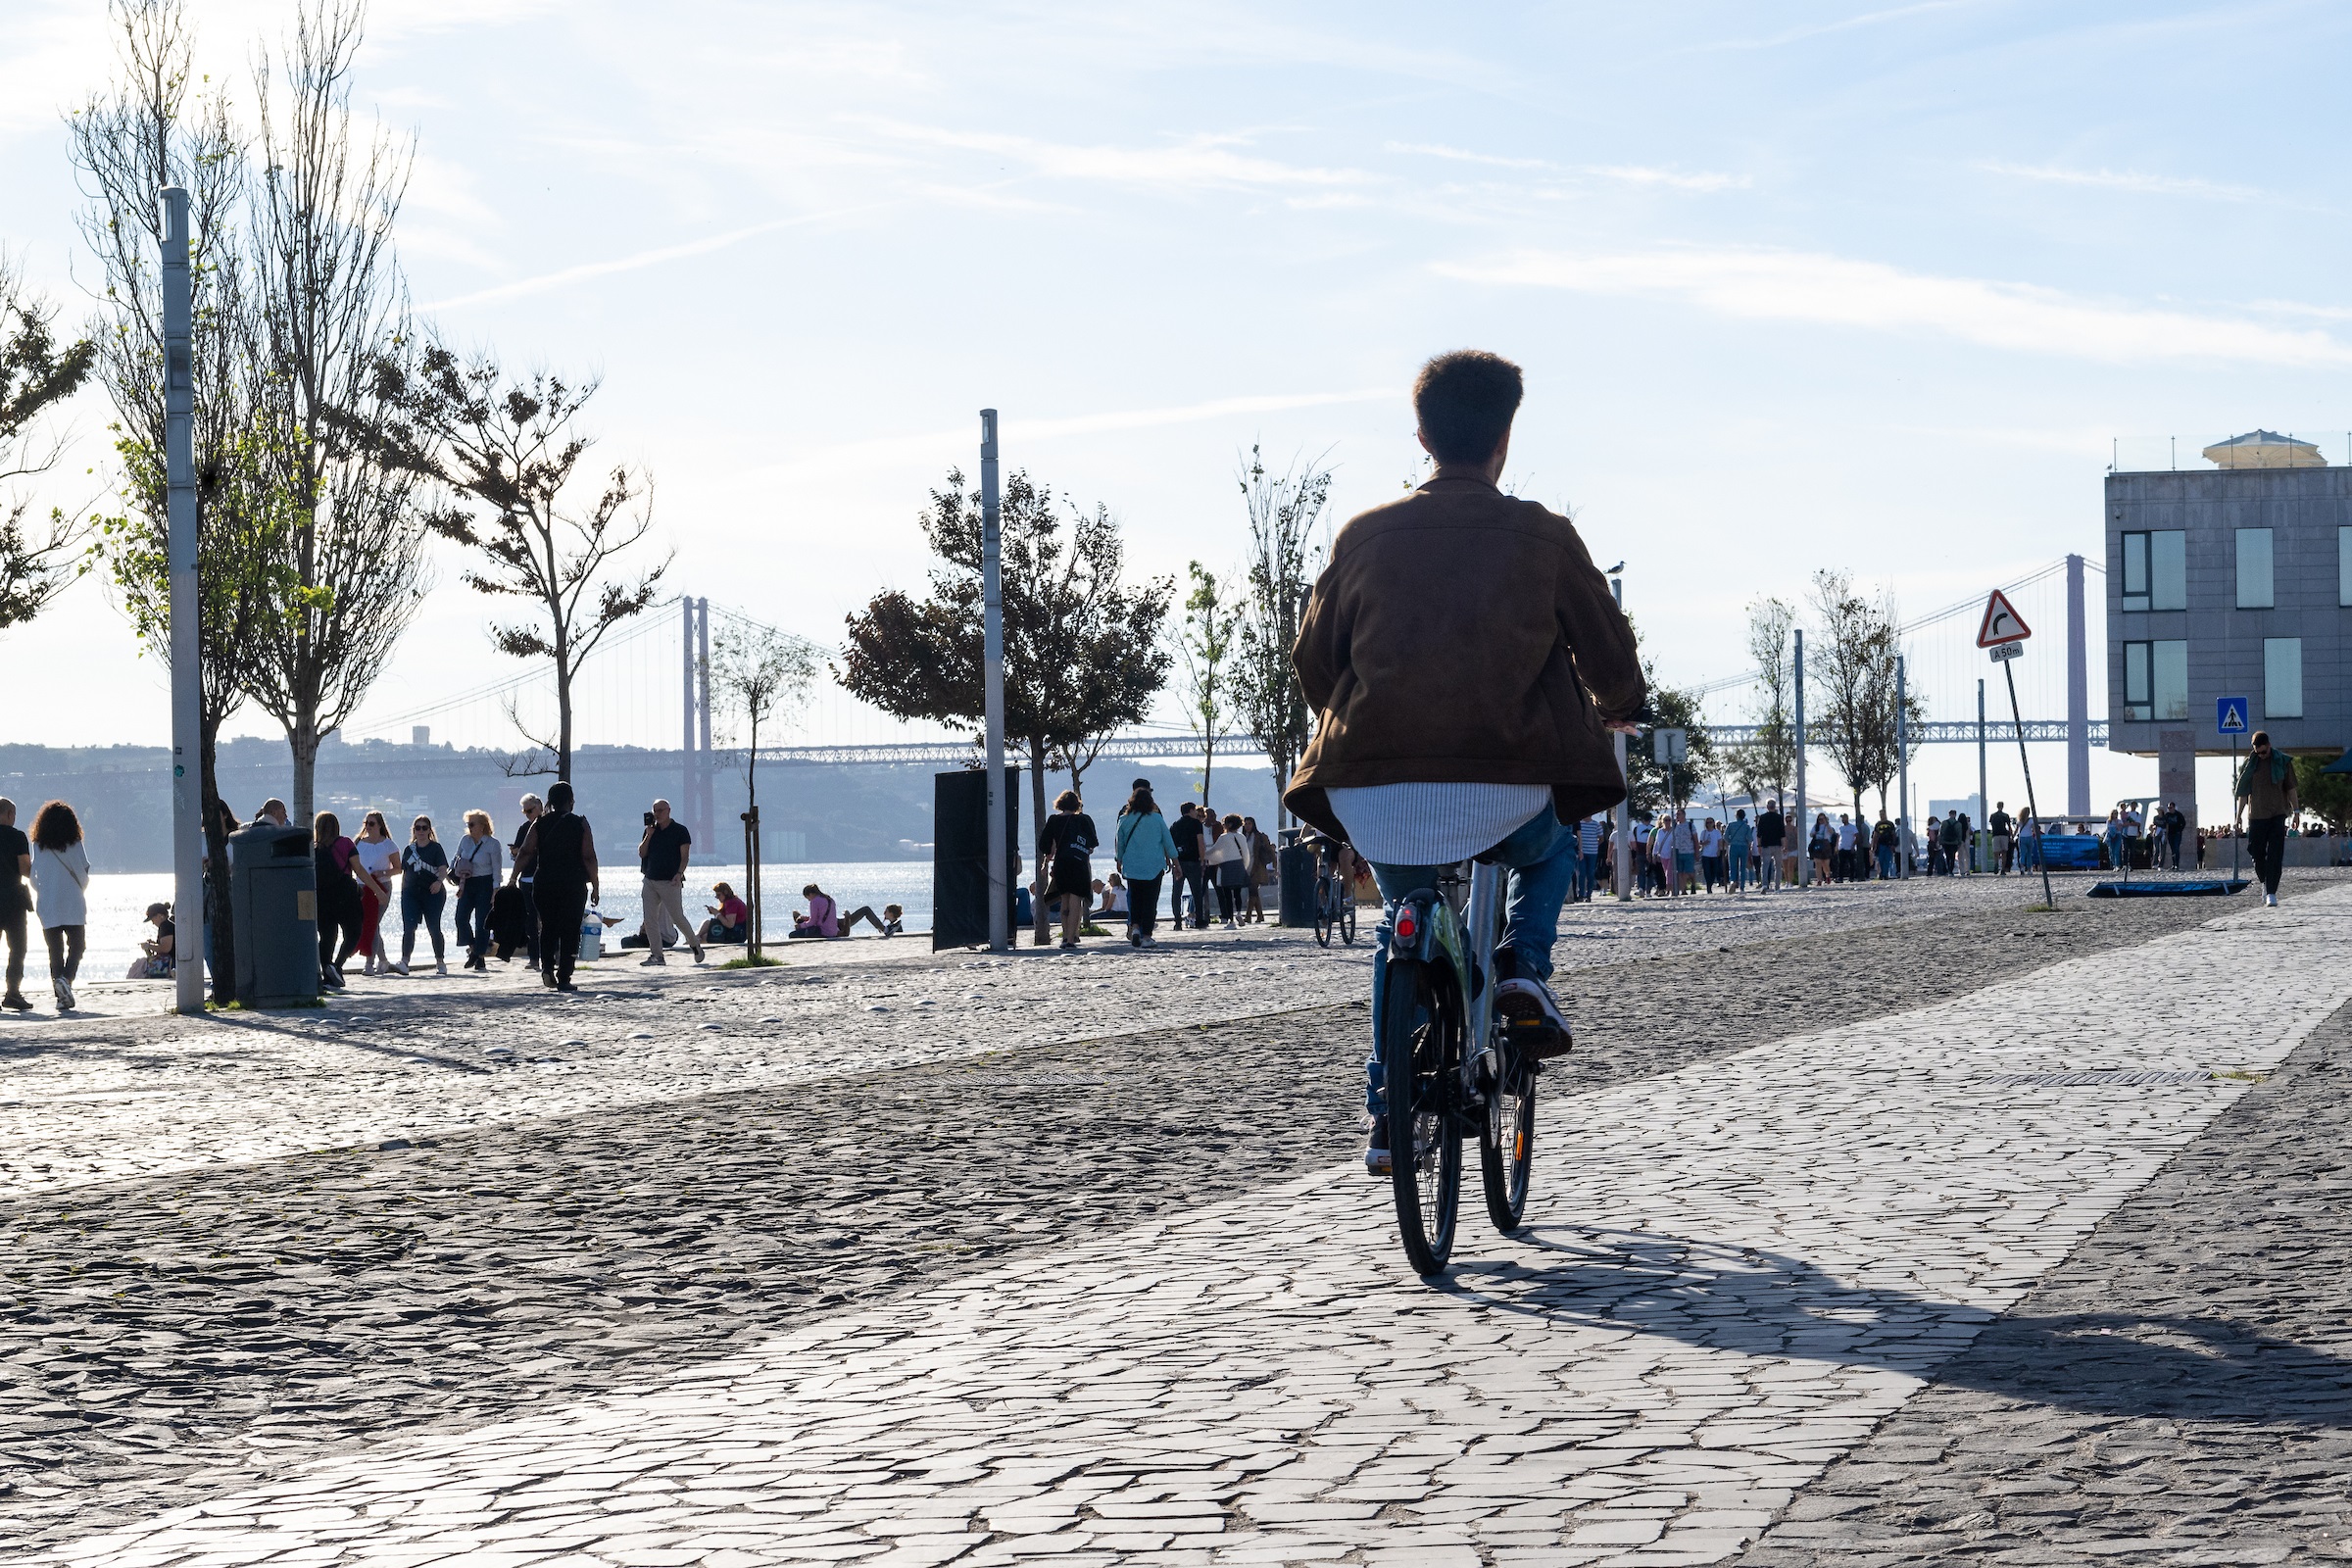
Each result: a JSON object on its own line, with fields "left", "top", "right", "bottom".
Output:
{"left": 2217, "top": 696, "right": 2250, "bottom": 734}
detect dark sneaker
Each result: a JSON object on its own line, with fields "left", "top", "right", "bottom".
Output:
{"left": 1364, "top": 1127, "right": 1392, "bottom": 1177}
{"left": 2, "top": 993, "right": 29, "bottom": 1011}
{"left": 1495, "top": 977, "right": 1574, "bottom": 1059}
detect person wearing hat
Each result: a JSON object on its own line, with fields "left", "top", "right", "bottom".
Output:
{"left": 2234, "top": 730, "right": 2299, "bottom": 906}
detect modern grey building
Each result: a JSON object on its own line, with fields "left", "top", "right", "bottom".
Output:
{"left": 2105, "top": 431, "right": 2351, "bottom": 827}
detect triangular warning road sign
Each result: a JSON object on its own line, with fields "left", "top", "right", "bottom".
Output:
{"left": 1977, "top": 588, "right": 2033, "bottom": 648}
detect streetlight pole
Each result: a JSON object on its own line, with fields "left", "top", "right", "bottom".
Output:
{"left": 1793, "top": 629, "right": 1808, "bottom": 887}
{"left": 1976, "top": 677, "right": 1988, "bottom": 875}
{"left": 162, "top": 186, "right": 204, "bottom": 1015}
{"left": 1896, "top": 654, "right": 1909, "bottom": 878}
{"left": 981, "top": 410, "right": 1007, "bottom": 953}
{"left": 1610, "top": 568, "right": 1632, "bottom": 902}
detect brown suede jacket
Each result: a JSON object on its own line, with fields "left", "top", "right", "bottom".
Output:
{"left": 1283, "top": 470, "right": 1644, "bottom": 842}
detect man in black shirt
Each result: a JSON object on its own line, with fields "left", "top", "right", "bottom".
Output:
{"left": 1169, "top": 802, "right": 1208, "bottom": 929}
{"left": 1754, "top": 798, "right": 1786, "bottom": 893}
{"left": 637, "top": 798, "right": 703, "bottom": 965}
{"left": 0, "top": 799, "right": 28, "bottom": 1009}
{"left": 1987, "top": 803, "right": 2014, "bottom": 874}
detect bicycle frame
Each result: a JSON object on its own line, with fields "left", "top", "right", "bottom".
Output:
{"left": 1387, "top": 859, "right": 1505, "bottom": 1092}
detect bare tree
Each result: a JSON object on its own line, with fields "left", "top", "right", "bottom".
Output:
{"left": 367, "top": 346, "right": 668, "bottom": 780}
{"left": 706, "top": 614, "right": 819, "bottom": 958}
{"left": 242, "top": 0, "right": 430, "bottom": 819}
{"left": 0, "top": 254, "right": 98, "bottom": 630}
{"left": 1806, "top": 570, "right": 1918, "bottom": 824}
{"left": 1729, "top": 595, "right": 1797, "bottom": 810}
{"left": 1172, "top": 560, "right": 1237, "bottom": 807}
{"left": 69, "top": 0, "right": 286, "bottom": 1001}
{"left": 1231, "top": 446, "right": 1332, "bottom": 825}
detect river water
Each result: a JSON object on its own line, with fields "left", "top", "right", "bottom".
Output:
{"left": 58, "top": 861, "right": 934, "bottom": 983}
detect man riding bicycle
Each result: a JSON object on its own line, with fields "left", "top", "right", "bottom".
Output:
{"left": 1284, "top": 349, "right": 1644, "bottom": 1174}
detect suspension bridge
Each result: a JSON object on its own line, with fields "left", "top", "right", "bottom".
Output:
{"left": 338, "top": 554, "right": 2109, "bottom": 813}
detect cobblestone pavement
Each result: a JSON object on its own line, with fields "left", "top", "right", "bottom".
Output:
{"left": 0, "top": 878, "right": 2262, "bottom": 1551}
{"left": 0, "top": 871, "right": 2232, "bottom": 1199}
{"left": 27, "top": 883, "right": 2351, "bottom": 1565}
{"left": 1738, "top": 972, "right": 2352, "bottom": 1566}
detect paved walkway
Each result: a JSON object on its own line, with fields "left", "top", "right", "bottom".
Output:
{"left": 39, "top": 887, "right": 2352, "bottom": 1566}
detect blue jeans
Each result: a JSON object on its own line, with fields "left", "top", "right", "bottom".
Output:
{"left": 1363, "top": 808, "right": 1577, "bottom": 1116}
{"left": 1730, "top": 848, "right": 1750, "bottom": 890}
{"left": 1876, "top": 845, "right": 1896, "bottom": 879}
{"left": 455, "top": 878, "right": 493, "bottom": 961}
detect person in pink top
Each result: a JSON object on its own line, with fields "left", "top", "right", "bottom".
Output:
{"left": 791, "top": 884, "right": 839, "bottom": 939}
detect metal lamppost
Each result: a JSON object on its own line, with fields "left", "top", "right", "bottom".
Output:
{"left": 1608, "top": 564, "right": 1632, "bottom": 902}
{"left": 162, "top": 186, "right": 204, "bottom": 1015}
{"left": 1793, "top": 629, "right": 1808, "bottom": 887}
{"left": 981, "top": 410, "right": 1008, "bottom": 953}
{"left": 1895, "top": 654, "right": 1909, "bottom": 877}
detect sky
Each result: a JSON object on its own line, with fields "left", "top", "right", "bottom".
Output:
{"left": 5, "top": 0, "right": 2351, "bottom": 821}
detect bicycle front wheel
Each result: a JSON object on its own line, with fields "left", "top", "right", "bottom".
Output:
{"left": 1313, "top": 877, "right": 1334, "bottom": 948}
{"left": 1382, "top": 958, "right": 1462, "bottom": 1275}
{"left": 1481, "top": 1044, "right": 1537, "bottom": 1233}
{"left": 1339, "top": 897, "right": 1358, "bottom": 946}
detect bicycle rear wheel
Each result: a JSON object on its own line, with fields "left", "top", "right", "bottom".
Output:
{"left": 1382, "top": 958, "right": 1462, "bottom": 1275}
{"left": 1481, "top": 1042, "right": 1538, "bottom": 1233}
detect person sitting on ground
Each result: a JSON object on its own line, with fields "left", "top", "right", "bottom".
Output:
{"left": 880, "top": 904, "right": 905, "bottom": 936}
{"left": 131, "top": 902, "right": 174, "bottom": 979}
{"left": 790, "top": 883, "right": 840, "bottom": 938}
{"left": 1098, "top": 872, "right": 1130, "bottom": 919}
{"left": 700, "top": 882, "right": 750, "bottom": 944}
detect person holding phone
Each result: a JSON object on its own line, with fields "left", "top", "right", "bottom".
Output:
{"left": 637, "top": 798, "right": 703, "bottom": 965}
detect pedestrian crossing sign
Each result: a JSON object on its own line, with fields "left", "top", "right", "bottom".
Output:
{"left": 2217, "top": 696, "right": 2250, "bottom": 734}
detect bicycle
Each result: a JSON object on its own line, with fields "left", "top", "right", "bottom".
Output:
{"left": 1312, "top": 848, "right": 1358, "bottom": 949}
{"left": 1378, "top": 858, "right": 1555, "bottom": 1275}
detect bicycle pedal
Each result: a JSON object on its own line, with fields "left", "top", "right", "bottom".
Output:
{"left": 1509, "top": 1023, "right": 1573, "bottom": 1061}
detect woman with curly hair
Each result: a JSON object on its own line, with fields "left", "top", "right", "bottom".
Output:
{"left": 28, "top": 800, "right": 89, "bottom": 1011}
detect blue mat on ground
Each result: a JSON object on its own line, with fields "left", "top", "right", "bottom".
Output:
{"left": 2086, "top": 878, "right": 2247, "bottom": 898}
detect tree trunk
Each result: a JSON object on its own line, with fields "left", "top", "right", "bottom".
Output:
{"left": 1200, "top": 737, "right": 1214, "bottom": 811}
{"left": 1028, "top": 735, "right": 1051, "bottom": 947}
{"left": 556, "top": 641, "right": 575, "bottom": 782}
{"left": 200, "top": 716, "right": 236, "bottom": 1006}
{"left": 288, "top": 724, "right": 320, "bottom": 828}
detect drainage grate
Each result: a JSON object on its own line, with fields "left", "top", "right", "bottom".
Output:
{"left": 1984, "top": 1068, "right": 2214, "bottom": 1087}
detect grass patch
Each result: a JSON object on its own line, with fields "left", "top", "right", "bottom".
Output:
{"left": 720, "top": 954, "right": 785, "bottom": 969}
{"left": 1080, "top": 923, "right": 1112, "bottom": 937}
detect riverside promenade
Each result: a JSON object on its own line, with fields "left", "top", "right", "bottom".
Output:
{"left": 7, "top": 871, "right": 2351, "bottom": 1566}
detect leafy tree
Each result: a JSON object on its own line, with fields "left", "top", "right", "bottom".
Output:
{"left": 0, "top": 255, "right": 97, "bottom": 630}
{"left": 838, "top": 467, "right": 1171, "bottom": 942}
{"left": 2296, "top": 755, "right": 2352, "bottom": 833}
{"left": 1626, "top": 667, "right": 1713, "bottom": 817}
{"left": 1231, "top": 446, "right": 1332, "bottom": 824}
{"left": 706, "top": 615, "right": 820, "bottom": 957}
{"left": 239, "top": 0, "right": 431, "bottom": 820}
{"left": 1173, "top": 561, "right": 1238, "bottom": 807}
{"left": 364, "top": 347, "right": 668, "bottom": 781}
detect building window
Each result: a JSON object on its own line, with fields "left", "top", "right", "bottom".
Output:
{"left": 2121, "top": 640, "right": 2188, "bottom": 721}
{"left": 2264, "top": 638, "right": 2303, "bottom": 719}
{"left": 2340, "top": 525, "right": 2351, "bottom": 608}
{"left": 2236, "top": 527, "right": 2275, "bottom": 609}
{"left": 2119, "top": 530, "right": 2186, "bottom": 612}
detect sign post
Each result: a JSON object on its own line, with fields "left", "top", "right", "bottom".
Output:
{"left": 1978, "top": 591, "right": 2053, "bottom": 906}
{"left": 2218, "top": 696, "right": 2249, "bottom": 884}
{"left": 981, "top": 410, "right": 1007, "bottom": 953}
{"left": 1653, "top": 726, "right": 1688, "bottom": 823}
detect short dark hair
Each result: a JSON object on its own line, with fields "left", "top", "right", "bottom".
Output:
{"left": 1413, "top": 349, "right": 1524, "bottom": 466}
{"left": 547, "top": 780, "right": 575, "bottom": 812}
{"left": 1054, "top": 790, "right": 1081, "bottom": 811}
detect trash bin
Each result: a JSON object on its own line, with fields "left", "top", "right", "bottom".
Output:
{"left": 1276, "top": 832, "right": 1319, "bottom": 927}
{"left": 228, "top": 822, "right": 319, "bottom": 1006}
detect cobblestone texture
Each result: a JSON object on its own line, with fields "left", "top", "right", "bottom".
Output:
{"left": 27, "top": 885, "right": 2351, "bottom": 1565}
{"left": 1737, "top": 949, "right": 2352, "bottom": 1566}
{"left": 0, "top": 876, "right": 2278, "bottom": 1552}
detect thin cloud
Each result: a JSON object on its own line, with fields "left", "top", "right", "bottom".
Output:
{"left": 1387, "top": 142, "right": 1551, "bottom": 171}
{"left": 866, "top": 122, "right": 1374, "bottom": 190}
{"left": 1586, "top": 165, "right": 1750, "bottom": 192}
{"left": 745, "top": 389, "right": 1397, "bottom": 482}
{"left": 1439, "top": 245, "right": 2352, "bottom": 367}
{"left": 1979, "top": 161, "right": 2276, "bottom": 203}
{"left": 1715, "top": 0, "right": 1983, "bottom": 50}
{"left": 416, "top": 197, "right": 916, "bottom": 311}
